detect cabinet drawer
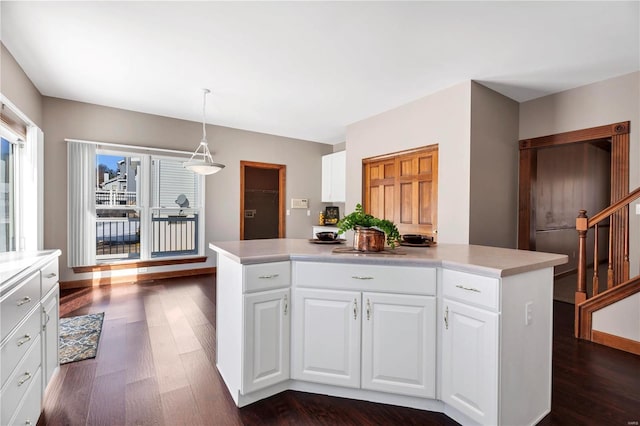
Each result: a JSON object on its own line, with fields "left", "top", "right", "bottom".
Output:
{"left": 442, "top": 269, "right": 499, "bottom": 311}
{"left": 41, "top": 259, "right": 59, "bottom": 296}
{"left": 1, "top": 272, "right": 40, "bottom": 341}
{"left": 7, "top": 367, "right": 41, "bottom": 426}
{"left": 244, "top": 262, "right": 291, "bottom": 293}
{"left": 294, "top": 262, "right": 436, "bottom": 295}
{"left": 0, "top": 306, "right": 41, "bottom": 389}
{"left": 0, "top": 335, "right": 41, "bottom": 425}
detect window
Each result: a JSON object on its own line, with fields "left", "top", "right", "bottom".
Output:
{"left": 1, "top": 137, "right": 15, "bottom": 251}
{"left": 1, "top": 99, "right": 42, "bottom": 253}
{"left": 89, "top": 148, "right": 203, "bottom": 264}
{"left": 95, "top": 153, "right": 141, "bottom": 261}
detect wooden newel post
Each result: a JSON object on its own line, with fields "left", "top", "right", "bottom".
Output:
{"left": 575, "top": 209, "right": 588, "bottom": 337}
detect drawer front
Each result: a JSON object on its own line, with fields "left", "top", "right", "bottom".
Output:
{"left": 0, "top": 307, "right": 42, "bottom": 389}
{"left": 294, "top": 262, "right": 436, "bottom": 295}
{"left": 1, "top": 272, "right": 40, "bottom": 341}
{"left": 244, "top": 262, "right": 291, "bottom": 293}
{"left": 442, "top": 269, "right": 500, "bottom": 311}
{"left": 0, "top": 335, "right": 42, "bottom": 425}
{"left": 41, "top": 259, "right": 59, "bottom": 296}
{"left": 7, "top": 367, "right": 41, "bottom": 426}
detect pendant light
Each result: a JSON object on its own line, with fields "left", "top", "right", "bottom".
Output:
{"left": 184, "top": 88, "right": 225, "bottom": 175}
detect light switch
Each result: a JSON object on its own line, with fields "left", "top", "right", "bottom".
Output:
{"left": 636, "top": 203, "right": 640, "bottom": 215}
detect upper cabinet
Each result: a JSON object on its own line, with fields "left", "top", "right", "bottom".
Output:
{"left": 321, "top": 151, "right": 346, "bottom": 203}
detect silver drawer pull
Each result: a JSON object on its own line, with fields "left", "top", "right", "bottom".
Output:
{"left": 18, "top": 371, "right": 32, "bottom": 386}
{"left": 16, "top": 296, "right": 32, "bottom": 306}
{"left": 351, "top": 276, "right": 374, "bottom": 280}
{"left": 45, "top": 272, "right": 57, "bottom": 279}
{"left": 456, "top": 284, "right": 481, "bottom": 293}
{"left": 17, "top": 334, "right": 32, "bottom": 347}
{"left": 258, "top": 274, "right": 279, "bottom": 279}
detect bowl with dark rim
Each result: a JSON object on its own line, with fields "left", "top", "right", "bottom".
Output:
{"left": 402, "top": 234, "right": 427, "bottom": 244}
{"left": 316, "top": 231, "right": 338, "bottom": 241}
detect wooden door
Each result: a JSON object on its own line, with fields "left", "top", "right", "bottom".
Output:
{"left": 363, "top": 145, "right": 438, "bottom": 238}
{"left": 240, "top": 161, "right": 286, "bottom": 240}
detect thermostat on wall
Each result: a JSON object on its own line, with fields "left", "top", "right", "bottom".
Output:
{"left": 291, "top": 198, "right": 309, "bottom": 209}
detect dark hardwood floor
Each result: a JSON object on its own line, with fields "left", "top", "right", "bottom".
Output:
{"left": 41, "top": 275, "right": 640, "bottom": 426}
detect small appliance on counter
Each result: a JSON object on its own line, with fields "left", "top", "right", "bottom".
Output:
{"left": 323, "top": 206, "right": 340, "bottom": 225}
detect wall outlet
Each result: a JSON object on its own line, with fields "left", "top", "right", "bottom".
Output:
{"left": 525, "top": 301, "right": 533, "bottom": 326}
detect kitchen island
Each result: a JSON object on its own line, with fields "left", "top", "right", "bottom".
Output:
{"left": 209, "top": 239, "right": 567, "bottom": 426}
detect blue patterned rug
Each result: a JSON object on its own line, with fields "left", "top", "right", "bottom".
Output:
{"left": 59, "top": 312, "right": 104, "bottom": 364}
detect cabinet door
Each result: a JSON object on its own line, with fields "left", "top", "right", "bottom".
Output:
{"left": 42, "top": 285, "right": 59, "bottom": 389}
{"left": 321, "top": 151, "right": 346, "bottom": 203}
{"left": 242, "top": 288, "right": 290, "bottom": 394}
{"left": 361, "top": 292, "right": 436, "bottom": 398}
{"left": 292, "top": 288, "right": 360, "bottom": 388}
{"left": 331, "top": 151, "right": 346, "bottom": 202}
{"left": 442, "top": 299, "right": 499, "bottom": 425}
{"left": 321, "top": 154, "right": 333, "bottom": 202}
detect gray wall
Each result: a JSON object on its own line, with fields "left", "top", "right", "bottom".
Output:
{"left": 346, "top": 81, "right": 472, "bottom": 244}
{"left": 42, "top": 97, "right": 332, "bottom": 280}
{"left": 1, "top": 43, "right": 42, "bottom": 127}
{"left": 469, "top": 82, "right": 519, "bottom": 248}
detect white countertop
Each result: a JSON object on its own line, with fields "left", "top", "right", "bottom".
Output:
{"left": 208, "top": 239, "right": 567, "bottom": 278}
{"left": 0, "top": 250, "right": 62, "bottom": 296}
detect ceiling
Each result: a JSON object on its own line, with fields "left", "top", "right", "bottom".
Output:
{"left": 2, "top": 2, "right": 639, "bottom": 145}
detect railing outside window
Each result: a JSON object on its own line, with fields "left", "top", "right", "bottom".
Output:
{"left": 95, "top": 206, "right": 199, "bottom": 261}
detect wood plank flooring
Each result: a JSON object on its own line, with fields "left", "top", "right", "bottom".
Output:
{"left": 42, "top": 275, "right": 640, "bottom": 425}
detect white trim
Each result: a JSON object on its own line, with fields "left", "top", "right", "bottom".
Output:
{"left": 65, "top": 138, "right": 194, "bottom": 157}
{"left": 0, "top": 94, "right": 35, "bottom": 127}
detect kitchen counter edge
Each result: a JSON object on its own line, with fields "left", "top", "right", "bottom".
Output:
{"left": 208, "top": 239, "right": 567, "bottom": 278}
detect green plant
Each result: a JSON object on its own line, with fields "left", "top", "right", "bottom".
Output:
{"left": 337, "top": 203, "right": 401, "bottom": 248}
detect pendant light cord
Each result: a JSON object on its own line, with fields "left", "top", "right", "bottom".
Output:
{"left": 201, "top": 88, "right": 210, "bottom": 143}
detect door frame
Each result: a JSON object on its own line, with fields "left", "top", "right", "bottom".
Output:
{"left": 518, "top": 121, "right": 629, "bottom": 278}
{"left": 240, "top": 161, "right": 286, "bottom": 240}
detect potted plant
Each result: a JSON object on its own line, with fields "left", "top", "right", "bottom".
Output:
{"left": 337, "top": 203, "right": 401, "bottom": 251}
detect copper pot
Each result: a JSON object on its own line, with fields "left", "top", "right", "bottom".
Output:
{"left": 353, "top": 227, "right": 385, "bottom": 252}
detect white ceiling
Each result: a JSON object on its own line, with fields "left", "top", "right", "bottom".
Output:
{"left": 2, "top": 1, "right": 639, "bottom": 144}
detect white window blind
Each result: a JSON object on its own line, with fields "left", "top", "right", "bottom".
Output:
{"left": 67, "top": 141, "right": 96, "bottom": 267}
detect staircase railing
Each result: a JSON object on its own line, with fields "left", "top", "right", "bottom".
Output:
{"left": 575, "top": 186, "right": 640, "bottom": 338}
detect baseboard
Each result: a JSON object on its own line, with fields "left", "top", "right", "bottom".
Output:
{"left": 60, "top": 267, "right": 216, "bottom": 290}
{"left": 592, "top": 330, "right": 640, "bottom": 356}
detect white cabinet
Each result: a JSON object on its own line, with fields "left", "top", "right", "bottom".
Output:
{"left": 292, "top": 288, "right": 361, "bottom": 388}
{"left": 362, "top": 292, "right": 436, "bottom": 398}
{"left": 42, "top": 285, "right": 60, "bottom": 388}
{"left": 215, "top": 257, "right": 291, "bottom": 406}
{"left": 0, "top": 251, "right": 60, "bottom": 426}
{"left": 243, "top": 288, "right": 290, "bottom": 394}
{"left": 442, "top": 299, "right": 499, "bottom": 425}
{"left": 292, "top": 286, "right": 436, "bottom": 398}
{"left": 321, "top": 151, "right": 346, "bottom": 203}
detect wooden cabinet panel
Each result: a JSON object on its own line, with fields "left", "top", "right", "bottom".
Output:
{"left": 363, "top": 146, "right": 438, "bottom": 237}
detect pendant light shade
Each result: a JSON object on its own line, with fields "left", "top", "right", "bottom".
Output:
{"left": 184, "top": 89, "right": 225, "bottom": 175}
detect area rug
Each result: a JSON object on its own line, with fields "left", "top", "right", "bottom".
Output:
{"left": 59, "top": 312, "right": 104, "bottom": 364}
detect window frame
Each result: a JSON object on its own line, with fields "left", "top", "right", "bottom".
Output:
{"left": 94, "top": 148, "right": 205, "bottom": 264}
